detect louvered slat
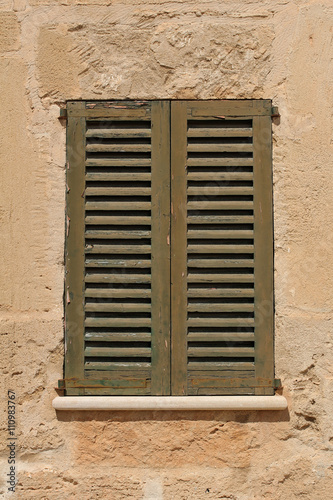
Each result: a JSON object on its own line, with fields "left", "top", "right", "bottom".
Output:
{"left": 85, "top": 258, "right": 151, "bottom": 268}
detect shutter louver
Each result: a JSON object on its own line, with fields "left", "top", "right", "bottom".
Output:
{"left": 171, "top": 101, "right": 274, "bottom": 395}
{"left": 65, "top": 101, "right": 170, "bottom": 395}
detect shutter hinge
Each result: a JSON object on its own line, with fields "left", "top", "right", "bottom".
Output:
{"left": 59, "top": 108, "right": 67, "bottom": 120}
{"left": 58, "top": 379, "right": 66, "bottom": 389}
{"left": 271, "top": 106, "right": 280, "bottom": 118}
{"left": 273, "top": 378, "right": 282, "bottom": 389}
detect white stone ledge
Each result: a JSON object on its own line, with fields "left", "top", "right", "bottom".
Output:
{"left": 53, "top": 395, "right": 287, "bottom": 411}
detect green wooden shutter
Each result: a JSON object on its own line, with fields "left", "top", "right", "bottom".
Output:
{"left": 171, "top": 100, "right": 274, "bottom": 395}
{"left": 64, "top": 101, "right": 170, "bottom": 395}
{"left": 64, "top": 99, "right": 275, "bottom": 397}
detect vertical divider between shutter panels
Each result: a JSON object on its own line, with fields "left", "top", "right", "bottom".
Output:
{"left": 65, "top": 101, "right": 86, "bottom": 395}
{"left": 253, "top": 114, "right": 274, "bottom": 395}
{"left": 151, "top": 101, "right": 171, "bottom": 395}
{"left": 170, "top": 101, "right": 188, "bottom": 395}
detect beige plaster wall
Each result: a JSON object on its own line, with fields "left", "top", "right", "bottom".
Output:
{"left": 1, "top": 1, "right": 333, "bottom": 498}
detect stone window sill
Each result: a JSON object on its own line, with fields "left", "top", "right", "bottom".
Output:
{"left": 52, "top": 395, "right": 287, "bottom": 411}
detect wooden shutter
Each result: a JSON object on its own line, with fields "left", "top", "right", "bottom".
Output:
{"left": 64, "top": 101, "right": 170, "bottom": 395}
{"left": 171, "top": 100, "right": 274, "bottom": 395}
{"left": 64, "top": 99, "right": 275, "bottom": 397}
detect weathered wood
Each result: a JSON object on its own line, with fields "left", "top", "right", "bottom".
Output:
{"left": 85, "top": 364, "right": 151, "bottom": 374}
{"left": 187, "top": 303, "right": 254, "bottom": 312}
{"left": 187, "top": 128, "right": 252, "bottom": 138}
{"left": 187, "top": 201, "right": 253, "bottom": 210}
{"left": 188, "top": 258, "right": 254, "bottom": 268}
{"left": 85, "top": 288, "right": 151, "bottom": 298}
{"left": 187, "top": 143, "right": 253, "bottom": 153}
{"left": 85, "top": 303, "right": 151, "bottom": 312}
{"left": 86, "top": 128, "right": 151, "bottom": 138}
{"left": 85, "top": 318, "right": 151, "bottom": 328}
{"left": 188, "top": 100, "right": 271, "bottom": 117}
{"left": 86, "top": 158, "right": 151, "bottom": 167}
{"left": 187, "top": 332, "right": 254, "bottom": 341}
{"left": 79, "top": 387, "right": 151, "bottom": 395}
{"left": 86, "top": 201, "right": 151, "bottom": 211}
{"left": 187, "top": 244, "right": 254, "bottom": 254}
{"left": 253, "top": 114, "right": 274, "bottom": 394}
{"left": 64, "top": 374, "right": 150, "bottom": 391}
{"left": 188, "top": 369, "right": 254, "bottom": 378}
{"left": 85, "top": 216, "right": 151, "bottom": 226}
{"left": 65, "top": 101, "right": 86, "bottom": 394}
{"left": 187, "top": 318, "right": 255, "bottom": 327}
{"left": 188, "top": 361, "right": 254, "bottom": 371}
{"left": 187, "top": 172, "right": 253, "bottom": 181}
{"left": 64, "top": 99, "right": 275, "bottom": 397}
{"left": 187, "top": 215, "right": 253, "bottom": 224}
{"left": 188, "top": 374, "right": 272, "bottom": 389}
{"left": 85, "top": 347, "right": 151, "bottom": 357}
{"left": 86, "top": 173, "right": 151, "bottom": 182}
{"left": 86, "top": 101, "right": 149, "bottom": 109}
{"left": 187, "top": 158, "right": 253, "bottom": 167}
{"left": 150, "top": 100, "right": 171, "bottom": 395}
{"left": 85, "top": 273, "right": 151, "bottom": 283}
{"left": 187, "top": 230, "right": 253, "bottom": 239}
{"left": 64, "top": 374, "right": 152, "bottom": 395}
{"left": 86, "top": 143, "right": 151, "bottom": 153}
{"left": 85, "top": 258, "right": 151, "bottom": 268}
{"left": 187, "top": 274, "right": 254, "bottom": 283}
{"left": 171, "top": 101, "right": 188, "bottom": 395}
{"left": 85, "top": 332, "right": 151, "bottom": 342}
{"left": 69, "top": 108, "right": 151, "bottom": 119}
{"left": 188, "top": 347, "right": 255, "bottom": 357}
{"left": 86, "top": 187, "right": 151, "bottom": 196}
{"left": 187, "top": 288, "right": 254, "bottom": 298}
{"left": 85, "top": 361, "right": 151, "bottom": 370}
{"left": 187, "top": 187, "right": 253, "bottom": 196}
{"left": 187, "top": 387, "right": 255, "bottom": 395}
{"left": 85, "top": 244, "right": 151, "bottom": 254}
{"left": 84, "top": 369, "right": 150, "bottom": 379}
{"left": 85, "top": 230, "right": 151, "bottom": 239}
{"left": 187, "top": 387, "right": 255, "bottom": 396}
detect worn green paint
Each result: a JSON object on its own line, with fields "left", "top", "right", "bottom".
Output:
{"left": 64, "top": 101, "right": 86, "bottom": 396}
{"left": 170, "top": 101, "right": 188, "bottom": 395}
{"left": 253, "top": 114, "right": 275, "bottom": 396}
{"left": 189, "top": 100, "right": 272, "bottom": 117}
{"left": 150, "top": 101, "right": 171, "bottom": 395}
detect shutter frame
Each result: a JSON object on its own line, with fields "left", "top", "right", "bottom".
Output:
{"left": 150, "top": 101, "right": 171, "bottom": 395}
{"left": 65, "top": 101, "right": 86, "bottom": 395}
{"left": 252, "top": 114, "right": 274, "bottom": 395}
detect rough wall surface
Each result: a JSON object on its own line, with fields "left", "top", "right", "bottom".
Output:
{"left": 1, "top": 0, "right": 333, "bottom": 498}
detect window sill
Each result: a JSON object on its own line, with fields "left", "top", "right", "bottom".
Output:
{"left": 52, "top": 395, "right": 287, "bottom": 411}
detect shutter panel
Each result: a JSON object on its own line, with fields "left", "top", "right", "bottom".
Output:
{"left": 171, "top": 100, "right": 274, "bottom": 395}
{"left": 65, "top": 101, "right": 170, "bottom": 395}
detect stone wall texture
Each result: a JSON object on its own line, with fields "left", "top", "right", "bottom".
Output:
{"left": 1, "top": 0, "right": 333, "bottom": 498}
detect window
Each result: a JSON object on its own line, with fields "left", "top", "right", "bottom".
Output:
{"left": 62, "top": 100, "right": 275, "bottom": 396}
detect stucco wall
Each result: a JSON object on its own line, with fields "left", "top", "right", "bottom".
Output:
{"left": 1, "top": 1, "right": 333, "bottom": 498}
